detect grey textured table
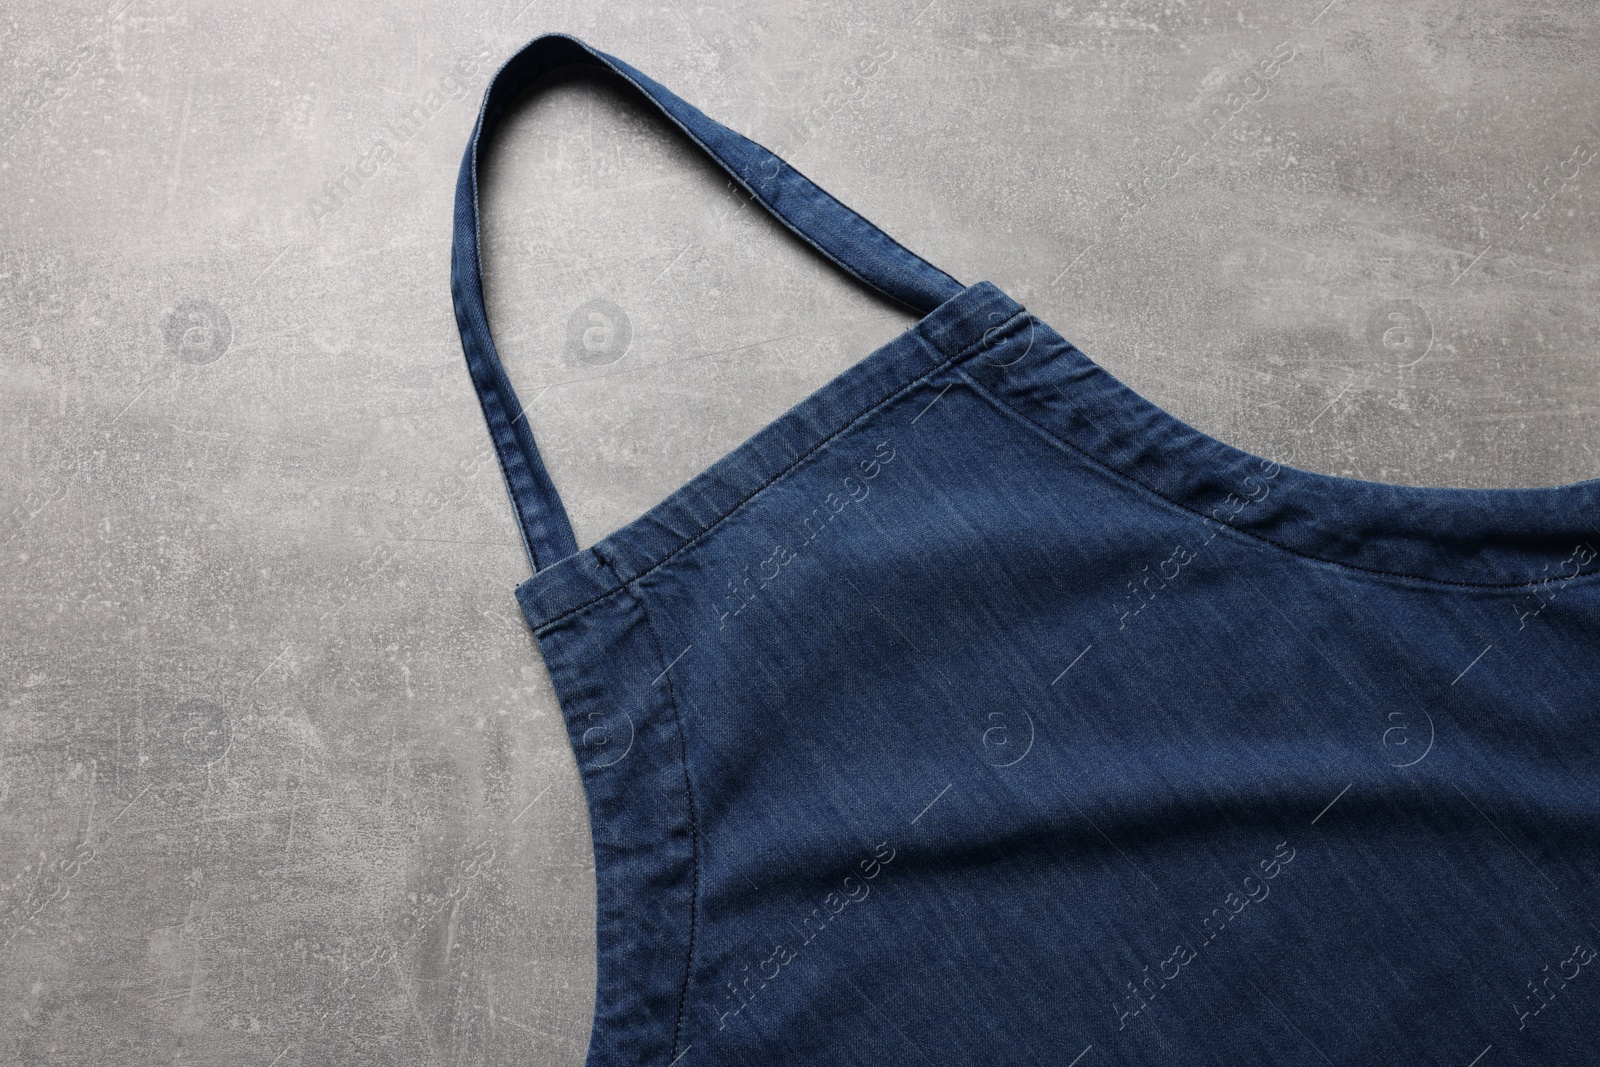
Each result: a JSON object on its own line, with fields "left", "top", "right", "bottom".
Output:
{"left": 3, "top": 2, "right": 1596, "bottom": 1064}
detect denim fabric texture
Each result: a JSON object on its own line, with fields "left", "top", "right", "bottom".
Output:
{"left": 452, "top": 33, "right": 1600, "bottom": 1067}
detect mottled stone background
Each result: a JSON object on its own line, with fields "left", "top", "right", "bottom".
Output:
{"left": 2, "top": 0, "right": 1596, "bottom": 1064}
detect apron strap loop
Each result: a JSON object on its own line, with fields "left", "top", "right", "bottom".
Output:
{"left": 451, "top": 33, "right": 964, "bottom": 573}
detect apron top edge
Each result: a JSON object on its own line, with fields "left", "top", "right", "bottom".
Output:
{"left": 515, "top": 280, "right": 1027, "bottom": 632}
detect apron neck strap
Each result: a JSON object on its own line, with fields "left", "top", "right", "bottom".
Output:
{"left": 451, "top": 32, "right": 965, "bottom": 573}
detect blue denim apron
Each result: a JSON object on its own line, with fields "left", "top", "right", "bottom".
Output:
{"left": 452, "top": 33, "right": 1600, "bottom": 1067}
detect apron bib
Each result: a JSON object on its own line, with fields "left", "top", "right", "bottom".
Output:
{"left": 452, "top": 32, "right": 1600, "bottom": 1067}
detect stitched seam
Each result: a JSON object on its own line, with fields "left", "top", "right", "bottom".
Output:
{"left": 531, "top": 310, "right": 1030, "bottom": 634}
{"left": 955, "top": 362, "right": 1600, "bottom": 593}
{"left": 620, "top": 574, "right": 701, "bottom": 1065}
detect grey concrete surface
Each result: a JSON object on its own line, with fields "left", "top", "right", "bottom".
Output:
{"left": 2, "top": 0, "right": 1597, "bottom": 1063}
